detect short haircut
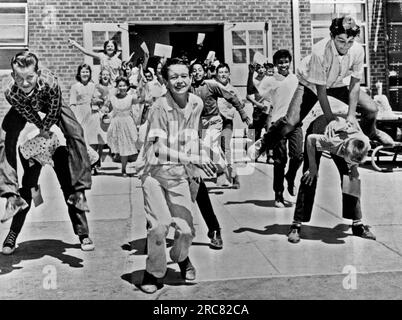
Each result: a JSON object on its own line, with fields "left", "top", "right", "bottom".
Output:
{"left": 330, "top": 16, "right": 360, "bottom": 38}
{"left": 99, "top": 67, "right": 112, "bottom": 84}
{"left": 273, "top": 49, "right": 292, "bottom": 65}
{"left": 11, "top": 51, "right": 39, "bottom": 72}
{"left": 103, "top": 40, "right": 118, "bottom": 56}
{"left": 161, "top": 57, "right": 190, "bottom": 80}
{"left": 190, "top": 60, "right": 206, "bottom": 73}
{"left": 115, "top": 76, "right": 130, "bottom": 88}
{"left": 346, "top": 137, "right": 370, "bottom": 163}
{"left": 75, "top": 63, "right": 92, "bottom": 83}
{"left": 216, "top": 63, "right": 230, "bottom": 73}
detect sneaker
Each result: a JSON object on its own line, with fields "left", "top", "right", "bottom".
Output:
{"left": 288, "top": 225, "right": 301, "bottom": 243}
{"left": 67, "top": 191, "right": 90, "bottom": 212}
{"left": 285, "top": 174, "right": 296, "bottom": 196}
{"left": 232, "top": 175, "right": 240, "bottom": 189}
{"left": 352, "top": 224, "right": 376, "bottom": 240}
{"left": 207, "top": 230, "right": 223, "bottom": 250}
{"left": 274, "top": 193, "right": 285, "bottom": 208}
{"left": 2, "top": 230, "right": 18, "bottom": 255}
{"left": 1, "top": 195, "right": 28, "bottom": 223}
{"left": 178, "top": 257, "right": 196, "bottom": 281}
{"left": 140, "top": 271, "right": 159, "bottom": 294}
{"left": 80, "top": 237, "right": 95, "bottom": 251}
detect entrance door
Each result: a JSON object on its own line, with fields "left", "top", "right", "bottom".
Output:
{"left": 83, "top": 23, "right": 129, "bottom": 82}
{"left": 224, "top": 21, "right": 272, "bottom": 96}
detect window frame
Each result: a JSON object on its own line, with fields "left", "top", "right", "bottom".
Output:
{"left": 0, "top": 1, "right": 28, "bottom": 73}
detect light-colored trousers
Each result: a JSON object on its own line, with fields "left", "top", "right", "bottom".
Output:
{"left": 201, "top": 115, "right": 227, "bottom": 173}
{"left": 141, "top": 173, "right": 195, "bottom": 278}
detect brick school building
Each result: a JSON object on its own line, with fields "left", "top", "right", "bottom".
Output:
{"left": 0, "top": 0, "right": 398, "bottom": 118}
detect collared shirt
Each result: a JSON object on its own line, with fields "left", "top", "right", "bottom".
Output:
{"left": 315, "top": 117, "right": 370, "bottom": 166}
{"left": 190, "top": 79, "right": 247, "bottom": 121}
{"left": 256, "top": 72, "right": 299, "bottom": 123}
{"left": 4, "top": 68, "right": 62, "bottom": 131}
{"left": 215, "top": 80, "right": 240, "bottom": 120}
{"left": 140, "top": 91, "right": 204, "bottom": 180}
{"left": 297, "top": 37, "right": 364, "bottom": 93}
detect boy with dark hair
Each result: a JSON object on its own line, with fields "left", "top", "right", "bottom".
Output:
{"left": 214, "top": 62, "right": 242, "bottom": 188}
{"left": 190, "top": 60, "right": 250, "bottom": 186}
{"left": 256, "top": 49, "right": 303, "bottom": 207}
{"left": 0, "top": 51, "right": 92, "bottom": 244}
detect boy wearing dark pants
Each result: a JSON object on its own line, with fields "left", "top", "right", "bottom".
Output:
{"left": 2, "top": 145, "right": 94, "bottom": 255}
{"left": 255, "top": 50, "right": 303, "bottom": 206}
{"left": 0, "top": 51, "right": 92, "bottom": 220}
{"left": 273, "top": 126, "right": 303, "bottom": 207}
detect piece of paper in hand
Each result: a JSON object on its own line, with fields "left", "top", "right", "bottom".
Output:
{"left": 154, "top": 43, "right": 172, "bottom": 58}
{"left": 140, "top": 41, "right": 149, "bottom": 54}
{"left": 32, "top": 185, "right": 44, "bottom": 207}
{"left": 342, "top": 176, "right": 361, "bottom": 198}
{"left": 253, "top": 52, "right": 267, "bottom": 66}
{"left": 206, "top": 51, "right": 215, "bottom": 61}
{"left": 197, "top": 33, "right": 205, "bottom": 45}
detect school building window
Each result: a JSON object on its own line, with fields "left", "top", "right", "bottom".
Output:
{"left": 310, "top": 0, "right": 369, "bottom": 87}
{"left": 0, "top": 0, "right": 28, "bottom": 72}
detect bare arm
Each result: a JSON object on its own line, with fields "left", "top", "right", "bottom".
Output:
{"left": 68, "top": 39, "right": 102, "bottom": 59}
{"left": 347, "top": 76, "right": 361, "bottom": 124}
{"left": 302, "top": 134, "right": 320, "bottom": 186}
{"left": 316, "top": 84, "right": 336, "bottom": 123}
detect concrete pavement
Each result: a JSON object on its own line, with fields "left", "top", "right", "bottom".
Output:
{"left": 1, "top": 154, "right": 402, "bottom": 300}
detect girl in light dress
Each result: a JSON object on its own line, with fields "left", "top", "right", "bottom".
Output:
{"left": 69, "top": 64, "right": 103, "bottom": 174}
{"left": 68, "top": 38, "right": 121, "bottom": 83}
{"left": 107, "top": 76, "right": 141, "bottom": 176}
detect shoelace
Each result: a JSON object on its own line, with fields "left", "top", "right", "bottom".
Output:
{"left": 4, "top": 231, "right": 17, "bottom": 246}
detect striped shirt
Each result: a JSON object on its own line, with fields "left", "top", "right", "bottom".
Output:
{"left": 4, "top": 69, "right": 62, "bottom": 131}
{"left": 297, "top": 37, "right": 364, "bottom": 93}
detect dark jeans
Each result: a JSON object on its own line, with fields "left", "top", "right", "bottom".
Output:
{"left": 263, "top": 85, "right": 376, "bottom": 149}
{"left": 196, "top": 178, "right": 220, "bottom": 232}
{"left": 11, "top": 146, "right": 89, "bottom": 236}
{"left": 250, "top": 108, "right": 268, "bottom": 142}
{"left": 293, "top": 117, "right": 362, "bottom": 222}
{"left": 273, "top": 126, "right": 303, "bottom": 194}
{"left": 0, "top": 105, "right": 92, "bottom": 197}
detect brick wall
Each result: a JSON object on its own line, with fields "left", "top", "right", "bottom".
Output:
{"left": 367, "top": 0, "right": 388, "bottom": 96}
{"left": 0, "top": 0, "right": 311, "bottom": 118}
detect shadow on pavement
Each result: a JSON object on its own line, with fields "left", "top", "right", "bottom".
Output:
{"left": 121, "top": 267, "right": 197, "bottom": 290}
{"left": 121, "top": 238, "right": 210, "bottom": 255}
{"left": 233, "top": 223, "right": 351, "bottom": 244}
{"left": 225, "top": 199, "right": 293, "bottom": 208}
{"left": 0, "top": 239, "right": 83, "bottom": 275}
